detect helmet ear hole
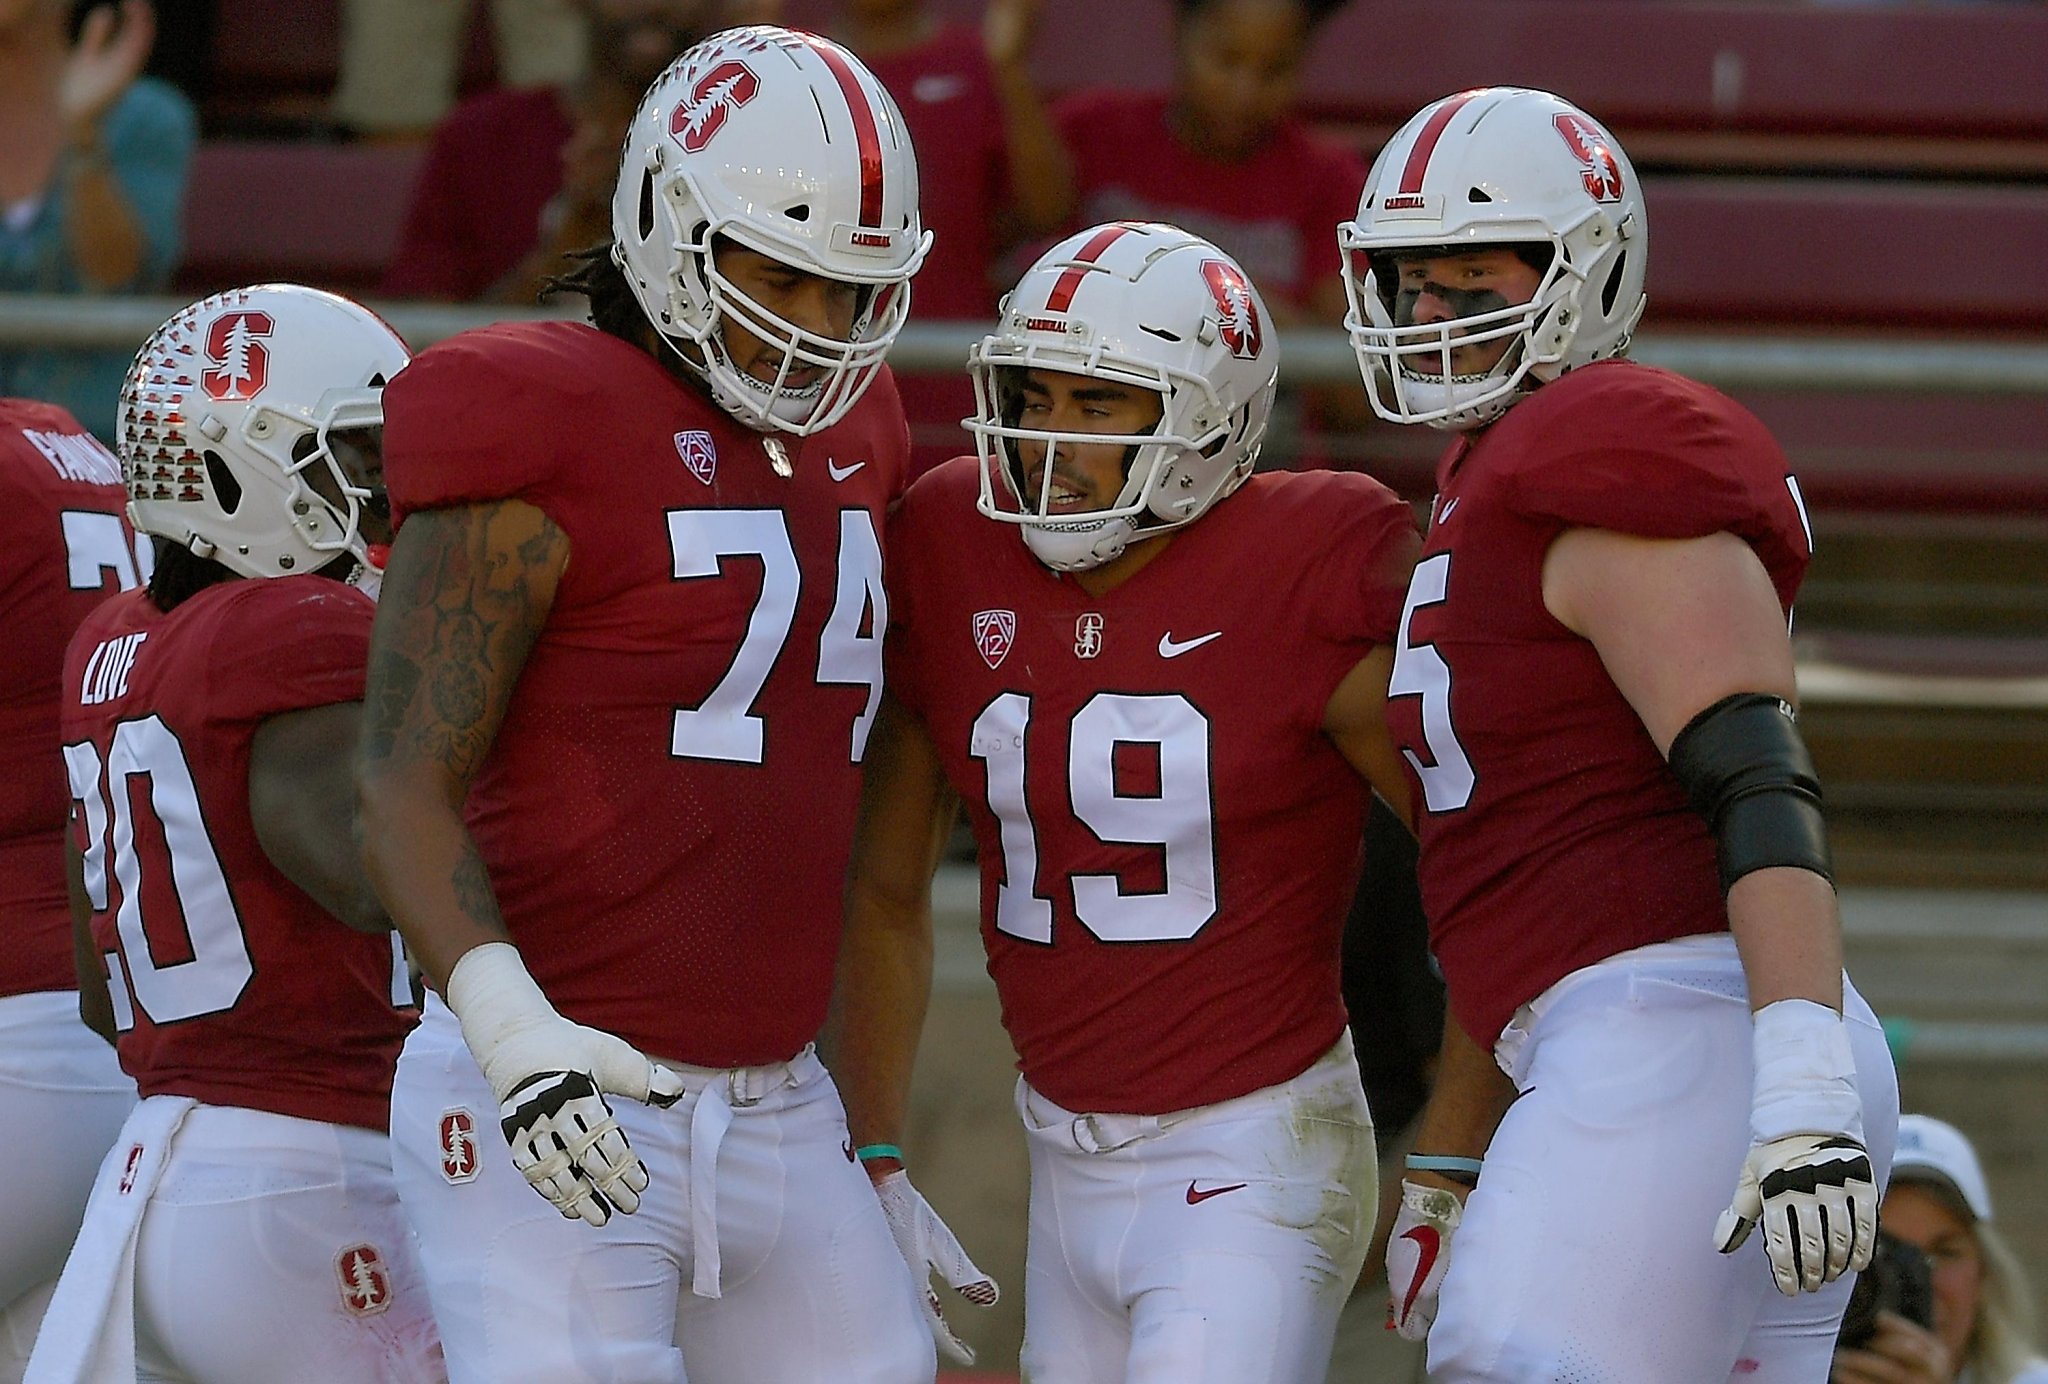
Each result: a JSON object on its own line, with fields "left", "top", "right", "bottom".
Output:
{"left": 1600, "top": 253, "right": 1627, "bottom": 315}
{"left": 202, "top": 451, "right": 242, "bottom": 515}
{"left": 638, "top": 169, "right": 658, "bottom": 241}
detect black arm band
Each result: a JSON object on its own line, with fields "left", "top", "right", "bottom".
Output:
{"left": 1666, "top": 693, "right": 1833, "bottom": 892}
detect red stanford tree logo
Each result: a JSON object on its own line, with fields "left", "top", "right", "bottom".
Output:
{"left": 336, "top": 1244, "right": 392, "bottom": 1317}
{"left": 439, "top": 1108, "right": 480, "bottom": 1183}
{"left": 1200, "top": 260, "right": 1262, "bottom": 361}
{"left": 201, "top": 311, "right": 274, "bottom": 401}
{"left": 1552, "top": 113, "right": 1626, "bottom": 204}
{"left": 670, "top": 60, "right": 760, "bottom": 154}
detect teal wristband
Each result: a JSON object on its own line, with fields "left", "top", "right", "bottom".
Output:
{"left": 855, "top": 1143, "right": 905, "bottom": 1164}
{"left": 1406, "top": 1153, "right": 1483, "bottom": 1182}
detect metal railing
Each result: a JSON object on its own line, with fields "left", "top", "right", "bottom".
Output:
{"left": 9, "top": 291, "right": 2048, "bottom": 393}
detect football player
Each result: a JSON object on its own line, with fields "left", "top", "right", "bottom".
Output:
{"left": 355, "top": 25, "right": 983, "bottom": 1383}
{"left": 36, "top": 284, "right": 442, "bottom": 1382}
{"left": 830, "top": 220, "right": 1422, "bottom": 1383}
{"left": 1337, "top": 87, "right": 1899, "bottom": 1381}
{"left": 0, "top": 397, "right": 145, "bottom": 1382}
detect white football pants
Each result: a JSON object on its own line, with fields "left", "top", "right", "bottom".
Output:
{"left": 0, "top": 992, "right": 135, "bottom": 1384}
{"left": 1016, "top": 1034, "right": 1376, "bottom": 1384}
{"left": 1429, "top": 934, "right": 1899, "bottom": 1384}
{"left": 41, "top": 1100, "right": 443, "bottom": 1383}
{"left": 389, "top": 997, "right": 932, "bottom": 1384}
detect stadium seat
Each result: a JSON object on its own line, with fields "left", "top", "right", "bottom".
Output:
{"left": 176, "top": 141, "right": 427, "bottom": 296}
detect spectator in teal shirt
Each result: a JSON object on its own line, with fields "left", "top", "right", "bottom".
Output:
{"left": 0, "top": 1, "right": 196, "bottom": 443}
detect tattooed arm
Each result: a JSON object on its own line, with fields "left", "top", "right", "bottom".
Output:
{"left": 353, "top": 499, "right": 568, "bottom": 989}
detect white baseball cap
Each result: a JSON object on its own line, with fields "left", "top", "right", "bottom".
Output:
{"left": 1891, "top": 1114, "right": 1994, "bottom": 1222}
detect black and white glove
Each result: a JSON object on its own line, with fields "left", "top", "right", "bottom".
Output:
{"left": 1714, "top": 998, "right": 1876, "bottom": 1295}
{"left": 874, "top": 1169, "right": 999, "bottom": 1365}
{"left": 445, "top": 943, "right": 686, "bottom": 1227}
{"left": 1386, "top": 1179, "right": 1462, "bottom": 1342}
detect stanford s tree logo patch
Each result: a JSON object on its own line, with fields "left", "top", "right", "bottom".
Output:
{"left": 1552, "top": 113, "right": 1625, "bottom": 204}
{"left": 439, "top": 1108, "right": 480, "bottom": 1184}
{"left": 670, "top": 59, "right": 760, "bottom": 154}
{"left": 1200, "top": 259, "right": 1262, "bottom": 360}
{"left": 336, "top": 1243, "right": 393, "bottom": 1317}
{"left": 201, "top": 311, "right": 273, "bottom": 401}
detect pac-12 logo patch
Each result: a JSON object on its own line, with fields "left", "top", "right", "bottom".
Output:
{"left": 973, "top": 609, "right": 1016, "bottom": 669}
{"left": 1074, "top": 612, "right": 1104, "bottom": 659}
{"left": 670, "top": 59, "right": 760, "bottom": 154}
{"left": 200, "top": 310, "right": 274, "bottom": 401}
{"left": 674, "top": 430, "right": 717, "bottom": 485}
{"left": 439, "top": 1108, "right": 480, "bottom": 1184}
{"left": 1200, "top": 259, "right": 1262, "bottom": 360}
{"left": 336, "top": 1244, "right": 392, "bottom": 1317}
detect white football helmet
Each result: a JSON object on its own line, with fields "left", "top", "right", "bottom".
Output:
{"left": 118, "top": 284, "right": 410, "bottom": 579}
{"left": 969, "top": 222, "right": 1279, "bottom": 572}
{"left": 1338, "top": 87, "right": 1647, "bottom": 430}
{"left": 612, "top": 25, "right": 929, "bottom": 435}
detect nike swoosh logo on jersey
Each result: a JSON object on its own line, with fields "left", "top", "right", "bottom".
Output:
{"left": 1438, "top": 497, "right": 1461, "bottom": 523}
{"left": 1397, "top": 1224, "right": 1442, "bottom": 1325}
{"left": 1158, "top": 631, "right": 1222, "bottom": 659}
{"left": 1185, "top": 1180, "right": 1247, "bottom": 1204}
{"left": 827, "top": 458, "right": 867, "bottom": 482}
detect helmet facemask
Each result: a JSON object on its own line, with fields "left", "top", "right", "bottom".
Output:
{"left": 970, "top": 352, "right": 1248, "bottom": 573}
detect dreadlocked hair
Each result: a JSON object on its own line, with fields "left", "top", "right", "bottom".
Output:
{"left": 146, "top": 536, "right": 236, "bottom": 613}
{"left": 541, "top": 243, "right": 649, "bottom": 345}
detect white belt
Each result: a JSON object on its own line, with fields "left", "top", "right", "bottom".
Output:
{"left": 667, "top": 1048, "right": 813, "bottom": 1298}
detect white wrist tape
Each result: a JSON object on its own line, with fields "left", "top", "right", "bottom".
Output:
{"left": 444, "top": 942, "right": 560, "bottom": 1099}
{"left": 1749, "top": 997, "right": 1862, "bottom": 1145}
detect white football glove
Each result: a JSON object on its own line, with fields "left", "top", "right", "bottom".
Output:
{"left": 445, "top": 943, "right": 686, "bottom": 1228}
{"left": 874, "top": 1169, "right": 999, "bottom": 1365}
{"left": 1714, "top": 998, "right": 1876, "bottom": 1295}
{"left": 1386, "top": 1179, "right": 1462, "bottom": 1342}
{"left": 1714, "top": 1133, "right": 1877, "bottom": 1295}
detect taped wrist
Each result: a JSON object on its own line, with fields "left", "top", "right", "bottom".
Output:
{"left": 1749, "top": 998, "right": 1862, "bottom": 1144}
{"left": 445, "top": 942, "right": 558, "bottom": 1100}
{"left": 1667, "top": 693, "right": 1832, "bottom": 892}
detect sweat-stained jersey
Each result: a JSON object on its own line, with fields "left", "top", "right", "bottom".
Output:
{"left": 0, "top": 400, "right": 148, "bottom": 998}
{"left": 380, "top": 321, "right": 910, "bottom": 1068}
{"left": 888, "top": 459, "right": 1418, "bottom": 1114}
{"left": 1387, "top": 362, "right": 1813, "bottom": 1050}
{"left": 59, "top": 579, "right": 415, "bottom": 1132}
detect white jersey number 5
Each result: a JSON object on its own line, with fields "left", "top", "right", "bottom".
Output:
{"left": 970, "top": 691, "right": 1218, "bottom": 945}
{"left": 1390, "top": 552, "right": 1475, "bottom": 812}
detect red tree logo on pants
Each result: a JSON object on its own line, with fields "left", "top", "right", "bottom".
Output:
{"left": 336, "top": 1244, "right": 392, "bottom": 1317}
{"left": 201, "top": 311, "right": 274, "bottom": 401}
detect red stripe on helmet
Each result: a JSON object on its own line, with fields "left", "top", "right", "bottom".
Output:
{"left": 799, "top": 35, "right": 886, "bottom": 228}
{"left": 1046, "top": 224, "right": 1136, "bottom": 313}
{"left": 1397, "top": 89, "right": 1483, "bottom": 195}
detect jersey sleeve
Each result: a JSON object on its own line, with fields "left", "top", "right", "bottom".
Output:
{"left": 1304, "top": 474, "right": 1423, "bottom": 648}
{"left": 203, "top": 580, "right": 374, "bottom": 724}
{"left": 380, "top": 325, "right": 587, "bottom": 523}
{"left": 1499, "top": 368, "right": 1791, "bottom": 543}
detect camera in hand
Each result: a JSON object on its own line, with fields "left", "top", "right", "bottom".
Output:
{"left": 1838, "top": 1230, "right": 1936, "bottom": 1349}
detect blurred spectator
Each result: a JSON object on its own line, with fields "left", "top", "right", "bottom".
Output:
{"left": 331, "top": 0, "right": 589, "bottom": 140}
{"left": 1050, "top": 0, "right": 1363, "bottom": 461}
{"left": 1831, "top": 1114, "right": 2048, "bottom": 1384}
{"left": 829, "top": 0, "right": 1073, "bottom": 472}
{"left": 379, "top": 0, "right": 733, "bottom": 303}
{"left": 0, "top": 0, "right": 196, "bottom": 443}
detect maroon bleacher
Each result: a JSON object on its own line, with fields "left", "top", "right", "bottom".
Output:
{"left": 175, "top": 141, "right": 425, "bottom": 296}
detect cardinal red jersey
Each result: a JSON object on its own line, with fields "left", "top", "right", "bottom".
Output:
{"left": 59, "top": 579, "right": 415, "bottom": 1131}
{"left": 888, "top": 460, "right": 1417, "bottom": 1114}
{"left": 1387, "top": 363, "right": 1813, "bottom": 1049}
{"left": 0, "top": 401, "right": 148, "bottom": 998}
{"left": 381, "top": 321, "right": 909, "bottom": 1067}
